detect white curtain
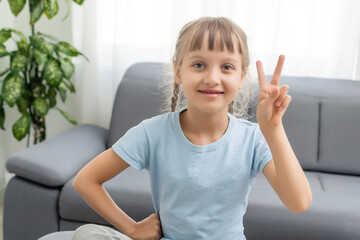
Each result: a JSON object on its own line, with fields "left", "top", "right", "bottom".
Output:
{"left": 72, "top": 0, "right": 360, "bottom": 129}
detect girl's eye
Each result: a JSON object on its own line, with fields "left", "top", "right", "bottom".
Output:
{"left": 193, "top": 63, "right": 204, "bottom": 69}
{"left": 222, "top": 64, "right": 234, "bottom": 71}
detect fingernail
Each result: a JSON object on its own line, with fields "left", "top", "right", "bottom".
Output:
{"left": 276, "top": 101, "right": 281, "bottom": 106}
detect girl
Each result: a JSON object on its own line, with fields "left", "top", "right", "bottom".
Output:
{"left": 72, "top": 17, "right": 312, "bottom": 240}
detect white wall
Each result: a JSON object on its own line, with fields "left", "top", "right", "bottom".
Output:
{"left": 0, "top": 1, "right": 79, "bottom": 194}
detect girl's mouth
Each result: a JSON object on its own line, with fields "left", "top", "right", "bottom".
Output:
{"left": 198, "top": 89, "right": 224, "bottom": 98}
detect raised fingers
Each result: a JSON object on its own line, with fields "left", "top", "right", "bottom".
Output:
{"left": 256, "top": 60, "right": 268, "bottom": 89}
{"left": 271, "top": 55, "right": 285, "bottom": 86}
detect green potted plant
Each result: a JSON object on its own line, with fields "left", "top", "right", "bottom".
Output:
{"left": 0, "top": 0, "right": 87, "bottom": 146}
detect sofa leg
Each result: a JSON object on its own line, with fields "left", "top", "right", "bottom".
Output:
{"left": 3, "top": 177, "right": 60, "bottom": 240}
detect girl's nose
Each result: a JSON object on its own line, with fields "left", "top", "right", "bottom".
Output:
{"left": 204, "top": 68, "right": 220, "bottom": 86}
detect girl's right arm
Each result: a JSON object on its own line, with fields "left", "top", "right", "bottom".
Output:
{"left": 73, "top": 148, "right": 162, "bottom": 240}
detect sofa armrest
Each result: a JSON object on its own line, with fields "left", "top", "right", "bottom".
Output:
{"left": 6, "top": 124, "right": 108, "bottom": 187}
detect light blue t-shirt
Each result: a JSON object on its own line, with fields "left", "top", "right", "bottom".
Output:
{"left": 112, "top": 110, "right": 272, "bottom": 240}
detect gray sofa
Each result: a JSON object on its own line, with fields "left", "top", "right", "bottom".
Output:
{"left": 3, "top": 62, "right": 360, "bottom": 240}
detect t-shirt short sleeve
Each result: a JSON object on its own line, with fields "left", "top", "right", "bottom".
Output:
{"left": 112, "top": 123, "right": 149, "bottom": 171}
{"left": 251, "top": 124, "right": 273, "bottom": 176}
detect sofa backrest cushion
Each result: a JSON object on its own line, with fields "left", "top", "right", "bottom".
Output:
{"left": 107, "top": 62, "right": 167, "bottom": 147}
{"left": 282, "top": 95, "right": 319, "bottom": 170}
{"left": 319, "top": 98, "right": 360, "bottom": 175}
{"left": 281, "top": 76, "right": 360, "bottom": 176}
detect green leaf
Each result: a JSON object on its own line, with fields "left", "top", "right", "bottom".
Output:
{"left": 31, "top": 37, "right": 47, "bottom": 52}
{"left": 40, "top": 84, "right": 46, "bottom": 95}
{"left": 17, "top": 41, "right": 29, "bottom": 56}
{"left": 63, "top": 79, "right": 76, "bottom": 93}
{"left": 0, "top": 43, "right": 8, "bottom": 57}
{"left": 31, "top": 37, "right": 55, "bottom": 55}
{"left": 8, "top": 0, "right": 27, "bottom": 16}
{"left": 33, "top": 97, "right": 49, "bottom": 117}
{"left": 56, "top": 42, "right": 79, "bottom": 56}
{"left": 46, "top": 87, "right": 56, "bottom": 108}
{"left": 57, "top": 42, "right": 88, "bottom": 61}
{"left": 62, "top": 0, "right": 71, "bottom": 21}
{"left": 43, "top": 59, "right": 63, "bottom": 87}
{"left": 56, "top": 107, "right": 77, "bottom": 125}
{"left": 73, "top": 0, "right": 84, "bottom": 5}
{"left": 16, "top": 93, "right": 29, "bottom": 113}
{"left": 1, "top": 73, "right": 24, "bottom": 107}
{"left": 38, "top": 32, "right": 59, "bottom": 42}
{"left": 33, "top": 48, "right": 47, "bottom": 65}
{"left": 59, "top": 57, "right": 74, "bottom": 79}
{"left": 0, "top": 99, "right": 5, "bottom": 130}
{"left": 44, "top": 0, "right": 59, "bottom": 19}
{"left": 0, "top": 29, "right": 11, "bottom": 44}
{"left": 10, "top": 54, "right": 28, "bottom": 73}
{"left": 57, "top": 82, "right": 67, "bottom": 102}
{"left": 12, "top": 112, "right": 31, "bottom": 141}
{"left": 10, "top": 29, "right": 27, "bottom": 43}
{"left": 29, "top": 0, "right": 43, "bottom": 24}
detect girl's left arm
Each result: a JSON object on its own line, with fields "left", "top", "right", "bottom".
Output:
{"left": 261, "top": 124, "right": 312, "bottom": 213}
{"left": 256, "top": 55, "right": 312, "bottom": 213}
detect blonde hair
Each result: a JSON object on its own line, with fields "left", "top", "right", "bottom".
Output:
{"left": 161, "top": 17, "right": 256, "bottom": 119}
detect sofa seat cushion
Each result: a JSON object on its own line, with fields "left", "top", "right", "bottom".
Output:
{"left": 59, "top": 167, "right": 155, "bottom": 224}
{"left": 244, "top": 171, "right": 360, "bottom": 240}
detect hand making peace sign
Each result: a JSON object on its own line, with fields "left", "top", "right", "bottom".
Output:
{"left": 256, "top": 55, "right": 291, "bottom": 129}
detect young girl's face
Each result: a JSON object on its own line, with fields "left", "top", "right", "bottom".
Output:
{"left": 175, "top": 33, "right": 245, "bottom": 115}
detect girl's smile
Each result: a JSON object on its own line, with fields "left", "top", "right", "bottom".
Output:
{"left": 198, "top": 89, "right": 224, "bottom": 98}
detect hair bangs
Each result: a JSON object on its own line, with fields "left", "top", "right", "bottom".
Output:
{"left": 188, "top": 18, "right": 241, "bottom": 54}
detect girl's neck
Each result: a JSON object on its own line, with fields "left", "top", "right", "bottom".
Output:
{"left": 179, "top": 107, "right": 229, "bottom": 146}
